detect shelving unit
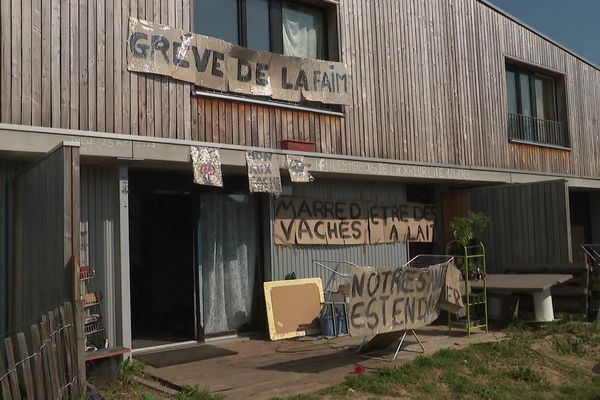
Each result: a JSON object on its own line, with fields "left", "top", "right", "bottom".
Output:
{"left": 80, "top": 267, "right": 132, "bottom": 365}
{"left": 80, "top": 266, "right": 105, "bottom": 351}
{"left": 446, "top": 240, "right": 489, "bottom": 336}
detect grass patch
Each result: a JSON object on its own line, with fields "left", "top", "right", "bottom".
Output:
{"left": 502, "top": 366, "right": 543, "bottom": 383}
{"left": 304, "top": 320, "right": 600, "bottom": 400}
{"left": 174, "top": 386, "right": 224, "bottom": 400}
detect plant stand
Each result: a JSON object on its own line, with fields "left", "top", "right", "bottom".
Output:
{"left": 446, "top": 240, "right": 489, "bottom": 336}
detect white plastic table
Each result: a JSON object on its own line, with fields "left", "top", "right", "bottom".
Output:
{"left": 470, "top": 274, "right": 573, "bottom": 322}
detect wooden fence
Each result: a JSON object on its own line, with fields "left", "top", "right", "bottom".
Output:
{"left": 0, "top": 302, "right": 85, "bottom": 400}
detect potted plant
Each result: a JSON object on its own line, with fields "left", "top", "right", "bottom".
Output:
{"left": 450, "top": 211, "right": 490, "bottom": 246}
{"left": 449, "top": 211, "right": 490, "bottom": 280}
{"left": 449, "top": 211, "right": 490, "bottom": 248}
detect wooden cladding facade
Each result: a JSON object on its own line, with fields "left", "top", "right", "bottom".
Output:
{"left": 192, "top": 97, "right": 344, "bottom": 153}
{"left": 1, "top": 0, "right": 600, "bottom": 178}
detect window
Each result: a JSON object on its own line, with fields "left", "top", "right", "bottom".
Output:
{"left": 193, "top": 0, "right": 335, "bottom": 60}
{"left": 282, "top": 2, "right": 326, "bottom": 59}
{"left": 506, "top": 62, "right": 568, "bottom": 148}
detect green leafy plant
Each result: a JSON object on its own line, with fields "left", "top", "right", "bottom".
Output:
{"left": 119, "top": 358, "right": 145, "bottom": 387}
{"left": 450, "top": 211, "right": 490, "bottom": 247}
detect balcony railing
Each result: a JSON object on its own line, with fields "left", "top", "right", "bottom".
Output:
{"left": 508, "top": 113, "right": 568, "bottom": 148}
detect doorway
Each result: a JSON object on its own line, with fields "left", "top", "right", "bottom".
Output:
{"left": 129, "top": 171, "right": 196, "bottom": 349}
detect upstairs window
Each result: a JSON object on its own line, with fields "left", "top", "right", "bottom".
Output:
{"left": 282, "top": 2, "right": 326, "bottom": 59}
{"left": 193, "top": 0, "right": 336, "bottom": 61}
{"left": 506, "top": 62, "right": 569, "bottom": 148}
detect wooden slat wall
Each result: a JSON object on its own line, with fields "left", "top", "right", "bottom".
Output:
{"left": 0, "top": 0, "right": 600, "bottom": 178}
{"left": 11, "top": 144, "right": 80, "bottom": 333}
{"left": 441, "top": 190, "right": 472, "bottom": 246}
{"left": 193, "top": 97, "right": 343, "bottom": 153}
{"left": 467, "top": 180, "right": 572, "bottom": 273}
{"left": 443, "top": 180, "right": 573, "bottom": 273}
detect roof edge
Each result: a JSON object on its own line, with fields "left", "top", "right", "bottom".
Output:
{"left": 478, "top": 0, "right": 600, "bottom": 72}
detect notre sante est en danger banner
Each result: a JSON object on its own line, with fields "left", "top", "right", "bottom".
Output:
{"left": 127, "top": 18, "right": 351, "bottom": 106}
{"left": 274, "top": 197, "right": 436, "bottom": 246}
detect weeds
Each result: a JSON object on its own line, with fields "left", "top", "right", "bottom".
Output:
{"left": 174, "top": 386, "right": 224, "bottom": 400}
{"left": 503, "top": 366, "right": 543, "bottom": 383}
{"left": 553, "top": 335, "right": 586, "bottom": 355}
{"left": 119, "top": 359, "right": 145, "bottom": 387}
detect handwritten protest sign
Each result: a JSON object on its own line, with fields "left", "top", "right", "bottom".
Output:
{"left": 286, "top": 155, "right": 314, "bottom": 183}
{"left": 348, "top": 263, "right": 447, "bottom": 337}
{"left": 190, "top": 146, "right": 223, "bottom": 187}
{"left": 438, "top": 262, "right": 464, "bottom": 313}
{"left": 274, "top": 197, "right": 435, "bottom": 246}
{"left": 246, "top": 151, "right": 282, "bottom": 195}
{"left": 127, "top": 18, "right": 351, "bottom": 105}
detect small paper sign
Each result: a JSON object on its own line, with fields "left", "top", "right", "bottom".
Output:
{"left": 286, "top": 155, "right": 314, "bottom": 183}
{"left": 190, "top": 146, "right": 223, "bottom": 187}
{"left": 246, "top": 151, "right": 282, "bottom": 195}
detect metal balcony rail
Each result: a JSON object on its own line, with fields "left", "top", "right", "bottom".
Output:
{"left": 508, "top": 112, "right": 568, "bottom": 148}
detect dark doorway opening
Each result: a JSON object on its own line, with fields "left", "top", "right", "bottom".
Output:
{"left": 129, "top": 171, "right": 196, "bottom": 349}
{"left": 569, "top": 191, "right": 593, "bottom": 263}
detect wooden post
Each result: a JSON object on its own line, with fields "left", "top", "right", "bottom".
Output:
{"left": 15, "top": 333, "right": 34, "bottom": 399}
{"left": 72, "top": 255, "right": 81, "bottom": 307}
{"left": 63, "top": 303, "right": 78, "bottom": 391}
{"left": 60, "top": 306, "right": 76, "bottom": 399}
{"left": 74, "top": 300, "right": 86, "bottom": 396}
{"left": 39, "top": 316, "right": 54, "bottom": 400}
{"left": 52, "top": 309, "right": 66, "bottom": 388}
{"left": 30, "top": 324, "right": 46, "bottom": 400}
{"left": 43, "top": 314, "right": 60, "bottom": 400}
{"left": 0, "top": 348, "right": 13, "bottom": 400}
{"left": 3, "top": 337, "right": 21, "bottom": 400}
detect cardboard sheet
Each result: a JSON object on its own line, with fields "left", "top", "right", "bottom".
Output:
{"left": 438, "top": 261, "right": 465, "bottom": 313}
{"left": 127, "top": 18, "right": 351, "bottom": 105}
{"left": 273, "top": 197, "right": 436, "bottom": 246}
{"left": 246, "top": 151, "right": 282, "bottom": 195}
{"left": 190, "top": 146, "right": 223, "bottom": 187}
{"left": 264, "top": 278, "right": 324, "bottom": 341}
{"left": 348, "top": 264, "right": 447, "bottom": 337}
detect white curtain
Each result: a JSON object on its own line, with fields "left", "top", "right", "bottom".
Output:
{"left": 197, "top": 194, "right": 257, "bottom": 335}
{"left": 282, "top": 4, "right": 321, "bottom": 59}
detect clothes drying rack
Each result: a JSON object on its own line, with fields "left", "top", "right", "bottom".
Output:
{"left": 313, "top": 255, "right": 455, "bottom": 360}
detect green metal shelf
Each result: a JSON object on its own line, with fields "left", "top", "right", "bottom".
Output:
{"left": 446, "top": 240, "right": 489, "bottom": 337}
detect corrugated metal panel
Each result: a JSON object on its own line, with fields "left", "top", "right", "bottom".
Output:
{"left": 80, "top": 166, "right": 119, "bottom": 346}
{"left": 0, "top": 162, "right": 25, "bottom": 337}
{"left": 270, "top": 181, "right": 409, "bottom": 285}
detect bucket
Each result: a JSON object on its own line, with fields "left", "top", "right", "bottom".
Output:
{"left": 335, "top": 309, "right": 348, "bottom": 335}
{"left": 319, "top": 313, "right": 335, "bottom": 337}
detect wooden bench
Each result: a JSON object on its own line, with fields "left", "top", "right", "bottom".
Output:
{"left": 86, "top": 346, "right": 131, "bottom": 384}
{"left": 85, "top": 346, "right": 131, "bottom": 363}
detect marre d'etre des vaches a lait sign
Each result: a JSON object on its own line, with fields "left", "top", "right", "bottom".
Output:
{"left": 127, "top": 18, "right": 351, "bottom": 105}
